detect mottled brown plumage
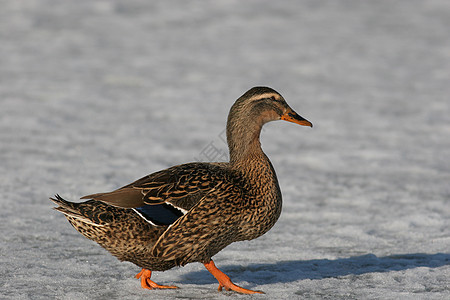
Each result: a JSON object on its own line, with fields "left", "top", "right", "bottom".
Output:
{"left": 51, "top": 86, "right": 312, "bottom": 294}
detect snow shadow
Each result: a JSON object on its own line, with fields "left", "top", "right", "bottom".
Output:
{"left": 179, "top": 253, "right": 450, "bottom": 285}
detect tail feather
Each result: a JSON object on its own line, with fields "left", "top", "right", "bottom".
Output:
{"left": 50, "top": 194, "right": 78, "bottom": 211}
{"left": 50, "top": 194, "right": 105, "bottom": 227}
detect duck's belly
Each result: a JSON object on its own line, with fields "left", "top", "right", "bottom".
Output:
{"left": 235, "top": 195, "right": 282, "bottom": 241}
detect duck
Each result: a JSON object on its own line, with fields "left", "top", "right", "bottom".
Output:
{"left": 51, "top": 86, "right": 312, "bottom": 294}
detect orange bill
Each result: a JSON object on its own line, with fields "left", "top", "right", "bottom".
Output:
{"left": 281, "top": 108, "right": 313, "bottom": 127}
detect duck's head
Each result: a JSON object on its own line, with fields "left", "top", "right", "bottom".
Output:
{"left": 226, "top": 87, "right": 312, "bottom": 163}
{"left": 228, "top": 86, "right": 312, "bottom": 130}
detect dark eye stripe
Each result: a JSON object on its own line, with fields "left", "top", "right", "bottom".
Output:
{"left": 272, "top": 98, "right": 284, "bottom": 104}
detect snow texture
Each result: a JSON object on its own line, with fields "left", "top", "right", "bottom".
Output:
{"left": 1, "top": 0, "right": 449, "bottom": 299}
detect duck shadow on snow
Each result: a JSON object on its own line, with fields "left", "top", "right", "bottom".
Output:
{"left": 179, "top": 253, "right": 450, "bottom": 286}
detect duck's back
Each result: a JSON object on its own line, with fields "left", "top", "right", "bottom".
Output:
{"left": 82, "top": 162, "right": 229, "bottom": 209}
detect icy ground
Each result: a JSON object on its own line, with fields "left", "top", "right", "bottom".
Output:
{"left": 1, "top": 0, "right": 449, "bottom": 299}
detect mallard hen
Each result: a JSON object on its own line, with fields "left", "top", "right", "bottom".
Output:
{"left": 51, "top": 86, "right": 312, "bottom": 294}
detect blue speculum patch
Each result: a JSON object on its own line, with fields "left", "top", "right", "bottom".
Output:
{"left": 134, "top": 203, "right": 184, "bottom": 225}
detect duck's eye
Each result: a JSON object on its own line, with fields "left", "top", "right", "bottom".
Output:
{"left": 271, "top": 96, "right": 276, "bottom": 101}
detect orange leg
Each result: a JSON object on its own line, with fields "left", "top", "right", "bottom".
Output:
{"left": 203, "top": 260, "right": 264, "bottom": 294}
{"left": 135, "top": 268, "right": 178, "bottom": 290}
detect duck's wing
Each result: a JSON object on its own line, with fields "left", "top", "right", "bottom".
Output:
{"left": 151, "top": 180, "right": 245, "bottom": 265}
{"left": 81, "top": 162, "right": 226, "bottom": 212}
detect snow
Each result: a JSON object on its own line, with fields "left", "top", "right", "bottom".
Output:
{"left": 1, "top": 0, "right": 449, "bottom": 299}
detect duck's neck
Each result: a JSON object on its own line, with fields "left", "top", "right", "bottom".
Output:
{"left": 226, "top": 115, "right": 267, "bottom": 168}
